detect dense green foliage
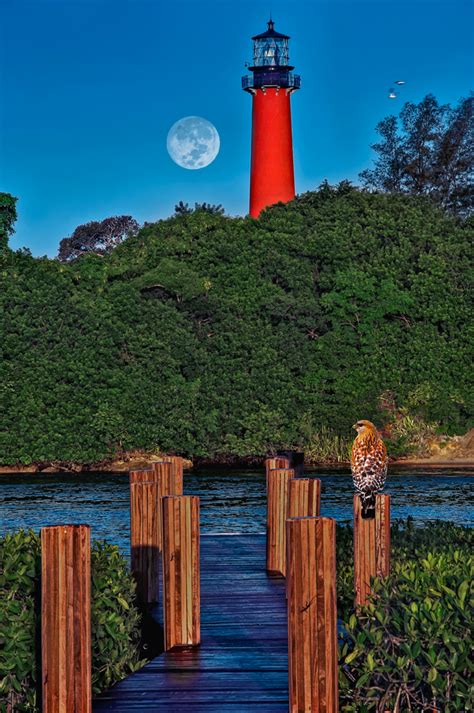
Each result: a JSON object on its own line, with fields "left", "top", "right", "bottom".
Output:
{"left": 0, "top": 531, "right": 144, "bottom": 712}
{"left": 1, "top": 186, "right": 473, "bottom": 464}
{"left": 337, "top": 521, "right": 474, "bottom": 711}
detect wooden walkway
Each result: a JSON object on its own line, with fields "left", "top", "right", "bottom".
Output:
{"left": 93, "top": 534, "right": 289, "bottom": 712}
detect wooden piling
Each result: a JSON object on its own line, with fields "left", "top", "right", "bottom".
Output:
{"left": 152, "top": 459, "right": 184, "bottom": 495}
{"left": 265, "top": 456, "right": 290, "bottom": 471}
{"left": 266, "top": 467, "right": 294, "bottom": 575}
{"left": 287, "top": 516, "right": 338, "bottom": 713}
{"left": 285, "top": 478, "right": 321, "bottom": 598}
{"left": 130, "top": 481, "right": 161, "bottom": 603}
{"left": 41, "top": 524, "right": 91, "bottom": 713}
{"left": 129, "top": 461, "right": 182, "bottom": 553}
{"left": 151, "top": 461, "right": 172, "bottom": 489}
{"left": 129, "top": 468, "right": 153, "bottom": 483}
{"left": 130, "top": 458, "right": 183, "bottom": 495}
{"left": 129, "top": 466, "right": 166, "bottom": 552}
{"left": 287, "top": 477, "right": 321, "bottom": 518}
{"left": 162, "top": 495, "right": 200, "bottom": 650}
{"left": 265, "top": 456, "right": 290, "bottom": 488}
{"left": 156, "top": 456, "right": 184, "bottom": 494}
{"left": 353, "top": 494, "right": 391, "bottom": 607}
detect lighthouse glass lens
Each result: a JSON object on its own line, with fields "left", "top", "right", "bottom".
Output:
{"left": 254, "top": 38, "right": 288, "bottom": 67}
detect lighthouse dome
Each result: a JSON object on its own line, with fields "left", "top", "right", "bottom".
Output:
{"left": 251, "top": 19, "right": 291, "bottom": 69}
{"left": 251, "top": 19, "right": 290, "bottom": 41}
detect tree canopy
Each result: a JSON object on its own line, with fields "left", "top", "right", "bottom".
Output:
{"left": 360, "top": 94, "right": 474, "bottom": 216}
{"left": 1, "top": 186, "right": 473, "bottom": 465}
{"left": 0, "top": 193, "right": 18, "bottom": 253}
{"left": 58, "top": 215, "right": 140, "bottom": 261}
{"left": 174, "top": 201, "right": 225, "bottom": 216}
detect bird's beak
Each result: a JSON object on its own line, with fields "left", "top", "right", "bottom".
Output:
{"left": 352, "top": 423, "right": 357, "bottom": 430}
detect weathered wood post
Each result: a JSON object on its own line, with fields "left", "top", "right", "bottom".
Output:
{"left": 130, "top": 458, "right": 183, "bottom": 495}
{"left": 285, "top": 477, "right": 321, "bottom": 597}
{"left": 41, "top": 524, "right": 91, "bottom": 713}
{"left": 287, "top": 516, "right": 339, "bottom": 713}
{"left": 130, "top": 461, "right": 182, "bottom": 552}
{"left": 353, "top": 494, "right": 391, "bottom": 607}
{"left": 130, "top": 467, "right": 165, "bottom": 553}
{"left": 130, "top": 481, "right": 161, "bottom": 603}
{"left": 162, "top": 495, "right": 200, "bottom": 650}
{"left": 266, "top": 467, "right": 294, "bottom": 575}
{"left": 264, "top": 456, "right": 290, "bottom": 489}
{"left": 156, "top": 456, "right": 184, "bottom": 494}
{"left": 287, "top": 477, "right": 321, "bottom": 518}
{"left": 129, "top": 468, "right": 153, "bottom": 483}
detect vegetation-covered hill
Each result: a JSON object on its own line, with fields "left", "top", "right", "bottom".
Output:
{"left": 1, "top": 185, "right": 473, "bottom": 465}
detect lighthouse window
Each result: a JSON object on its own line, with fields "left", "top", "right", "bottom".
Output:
{"left": 254, "top": 38, "right": 289, "bottom": 67}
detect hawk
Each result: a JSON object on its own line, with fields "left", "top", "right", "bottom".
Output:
{"left": 351, "top": 420, "right": 388, "bottom": 518}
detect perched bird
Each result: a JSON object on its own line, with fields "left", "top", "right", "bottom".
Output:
{"left": 351, "top": 420, "right": 388, "bottom": 518}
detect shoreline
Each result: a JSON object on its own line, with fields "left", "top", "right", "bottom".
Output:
{"left": 0, "top": 456, "right": 473, "bottom": 475}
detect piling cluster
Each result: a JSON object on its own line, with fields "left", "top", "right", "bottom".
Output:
{"left": 265, "top": 455, "right": 390, "bottom": 712}
{"left": 39, "top": 452, "right": 390, "bottom": 713}
{"left": 40, "top": 455, "right": 200, "bottom": 712}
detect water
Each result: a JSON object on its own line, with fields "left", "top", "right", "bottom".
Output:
{"left": 1, "top": 467, "right": 472, "bottom": 555}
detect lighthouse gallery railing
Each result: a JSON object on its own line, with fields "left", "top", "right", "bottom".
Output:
{"left": 241, "top": 72, "right": 301, "bottom": 90}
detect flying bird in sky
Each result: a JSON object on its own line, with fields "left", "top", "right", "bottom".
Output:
{"left": 351, "top": 420, "right": 388, "bottom": 518}
{"left": 388, "top": 80, "right": 406, "bottom": 98}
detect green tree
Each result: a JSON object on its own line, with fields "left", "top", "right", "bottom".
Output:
{"left": 360, "top": 94, "right": 474, "bottom": 216}
{"left": 174, "top": 201, "right": 225, "bottom": 216}
{"left": 57, "top": 215, "right": 139, "bottom": 261}
{"left": 0, "top": 192, "right": 18, "bottom": 253}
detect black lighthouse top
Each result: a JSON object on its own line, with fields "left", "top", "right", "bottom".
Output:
{"left": 242, "top": 19, "right": 301, "bottom": 93}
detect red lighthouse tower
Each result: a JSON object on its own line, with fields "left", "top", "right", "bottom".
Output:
{"left": 242, "top": 19, "right": 300, "bottom": 218}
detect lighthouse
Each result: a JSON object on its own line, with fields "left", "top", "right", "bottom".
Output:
{"left": 242, "top": 19, "right": 300, "bottom": 218}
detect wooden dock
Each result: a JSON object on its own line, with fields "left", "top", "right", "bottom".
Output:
{"left": 93, "top": 534, "right": 289, "bottom": 712}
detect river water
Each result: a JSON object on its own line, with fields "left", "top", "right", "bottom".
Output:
{"left": 1, "top": 467, "right": 472, "bottom": 554}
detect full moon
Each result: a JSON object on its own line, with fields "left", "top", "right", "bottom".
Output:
{"left": 167, "top": 116, "right": 220, "bottom": 170}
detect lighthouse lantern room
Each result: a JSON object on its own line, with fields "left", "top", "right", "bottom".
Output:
{"left": 242, "top": 19, "right": 300, "bottom": 217}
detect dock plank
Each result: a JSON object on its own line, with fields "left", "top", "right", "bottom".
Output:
{"left": 93, "top": 534, "right": 289, "bottom": 711}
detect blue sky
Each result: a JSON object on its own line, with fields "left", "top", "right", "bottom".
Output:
{"left": 1, "top": 0, "right": 473, "bottom": 256}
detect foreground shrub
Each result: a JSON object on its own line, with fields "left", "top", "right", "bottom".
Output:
{"left": 339, "top": 521, "right": 474, "bottom": 711}
{"left": 0, "top": 530, "right": 145, "bottom": 712}
{"left": 91, "top": 540, "right": 145, "bottom": 693}
{"left": 0, "top": 530, "right": 39, "bottom": 712}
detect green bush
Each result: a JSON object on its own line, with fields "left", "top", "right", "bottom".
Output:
{"left": 90, "top": 540, "right": 145, "bottom": 693}
{"left": 1, "top": 187, "right": 473, "bottom": 465}
{"left": 0, "top": 530, "right": 39, "bottom": 712}
{"left": 338, "top": 521, "right": 474, "bottom": 711}
{"left": 0, "top": 530, "right": 145, "bottom": 712}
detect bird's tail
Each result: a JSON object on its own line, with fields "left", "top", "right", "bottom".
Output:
{"left": 361, "top": 492, "right": 376, "bottom": 519}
